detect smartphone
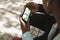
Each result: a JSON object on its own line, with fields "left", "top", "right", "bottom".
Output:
{"left": 22, "top": 7, "right": 31, "bottom": 23}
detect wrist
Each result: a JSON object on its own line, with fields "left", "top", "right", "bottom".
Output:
{"left": 22, "top": 28, "right": 30, "bottom": 34}
{"left": 22, "top": 31, "right": 31, "bottom": 34}
{"left": 22, "top": 31, "right": 30, "bottom": 34}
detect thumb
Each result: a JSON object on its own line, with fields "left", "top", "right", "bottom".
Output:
{"left": 19, "top": 18, "right": 26, "bottom": 27}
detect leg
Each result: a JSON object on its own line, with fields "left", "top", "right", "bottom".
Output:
{"left": 29, "top": 14, "right": 56, "bottom": 40}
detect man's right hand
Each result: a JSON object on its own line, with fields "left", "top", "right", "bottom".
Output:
{"left": 25, "top": 2, "right": 39, "bottom": 13}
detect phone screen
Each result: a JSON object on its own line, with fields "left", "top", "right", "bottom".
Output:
{"left": 22, "top": 7, "right": 31, "bottom": 22}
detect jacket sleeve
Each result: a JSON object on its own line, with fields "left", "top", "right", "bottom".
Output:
{"left": 22, "top": 32, "right": 33, "bottom": 40}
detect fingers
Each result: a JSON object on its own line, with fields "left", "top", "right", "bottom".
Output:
{"left": 24, "top": 2, "right": 39, "bottom": 13}
{"left": 26, "top": 2, "right": 35, "bottom": 10}
{"left": 20, "top": 18, "right": 30, "bottom": 28}
{"left": 19, "top": 18, "right": 26, "bottom": 33}
{"left": 19, "top": 18, "right": 25, "bottom": 27}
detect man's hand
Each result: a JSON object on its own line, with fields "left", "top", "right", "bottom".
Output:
{"left": 19, "top": 17, "right": 30, "bottom": 33}
{"left": 25, "top": 2, "right": 39, "bottom": 13}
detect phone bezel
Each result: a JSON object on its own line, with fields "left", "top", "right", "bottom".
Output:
{"left": 22, "top": 7, "right": 31, "bottom": 23}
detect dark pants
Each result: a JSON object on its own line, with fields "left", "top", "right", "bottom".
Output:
{"left": 29, "top": 14, "right": 56, "bottom": 40}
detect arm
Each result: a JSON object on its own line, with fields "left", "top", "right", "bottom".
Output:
{"left": 49, "top": 0, "right": 60, "bottom": 29}
{"left": 43, "top": 0, "right": 60, "bottom": 29}
{"left": 19, "top": 17, "right": 33, "bottom": 40}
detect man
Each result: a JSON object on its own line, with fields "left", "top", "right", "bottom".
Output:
{"left": 20, "top": 0, "right": 60, "bottom": 40}
{"left": 29, "top": 4, "right": 55, "bottom": 40}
